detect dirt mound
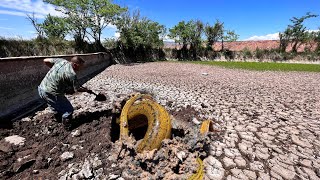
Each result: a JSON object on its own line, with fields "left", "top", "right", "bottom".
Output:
{"left": 0, "top": 94, "right": 223, "bottom": 179}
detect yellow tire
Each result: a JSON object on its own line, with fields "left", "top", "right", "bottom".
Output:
{"left": 119, "top": 94, "right": 172, "bottom": 152}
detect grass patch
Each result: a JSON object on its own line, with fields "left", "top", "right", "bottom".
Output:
{"left": 179, "top": 61, "right": 320, "bottom": 72}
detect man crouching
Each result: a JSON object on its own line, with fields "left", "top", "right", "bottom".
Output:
{"left": 38, "top": 56, "right": 92, "bottom": 130}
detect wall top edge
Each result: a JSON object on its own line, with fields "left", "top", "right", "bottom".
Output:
{"left": 0, "top": 52, "right": 110, "bottom": 62}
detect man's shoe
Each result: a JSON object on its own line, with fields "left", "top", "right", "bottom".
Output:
{"left": 53, "top": 113, "right": 62, "bottom": 123}
{"left": 62, "top": 119, "right": 72, "bottom": 131}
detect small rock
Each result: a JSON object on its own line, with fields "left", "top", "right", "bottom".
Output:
{"left": 92, "top": 157, "right": 103, "bottom": 169}
{"left": 21, "top": 117, "right": 32, "bottom": 122}
{"left": 47, "top": 158, "right": 52, "bottom": 164}
{"left": 60, "top": 152, "right": 74, "bottom": 161}
{"left": 4, "top": 135, "right": 26, "bottom": 146}
{"left": 109, "top": 174, "right": 120, "bottom": 179}
{"left": 71, "top": 130, "right": 81, "bottom": 137}
{"left": 33, "top": 169, "right": 39, "bottom": 174}
{"left": 80, "top": 159, "right": 93, "bottom": 178}
{"left": 192, "top": 117, "right": 201, "bottom": 125}
{"left": 49, "top": 146, "right": 59, "bottom": 154}
{"left": 71, "top": 145, "right": 84, "bottom": 150}
{"left": 176, "top": 151, "right": 186, "bottom": 162}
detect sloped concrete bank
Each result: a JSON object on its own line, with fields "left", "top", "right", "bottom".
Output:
{"left": 0, "top": 52, "right": 113, "bottom": 121}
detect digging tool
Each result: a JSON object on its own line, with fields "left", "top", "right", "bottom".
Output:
{"left": 86, "top": 89, "right": 107, "bottom": 101}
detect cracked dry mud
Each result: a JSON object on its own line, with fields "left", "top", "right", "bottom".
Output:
{"left": 1, "top": 62, "right": 320, "bottom": 179}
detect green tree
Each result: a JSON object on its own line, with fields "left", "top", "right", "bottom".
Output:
{"left": 314, "top": 29, "right": 320, "bottom": 53}
{"left": 224, "top": 30, "right": 239, "bottom": 42}
{"left": 168, "top": 21, "right": 191, "bottom": 51}
{"left": 279, "top": 12, "right": 318, "bottom": 53}
{"left": 204, "top": 20, "right": 223, "bottom": 50}
{"left": 44, "top": 0, "right": 126, "bottom": 50}
{"left": 40, "top": 14, "right": 68, "bottom": 40}
{"left": 168, "top": 20, "right": 204, "bottom": 59}
{"left": 222, "top": 30, "right": 239, "bottom": 51}
{"left": 44, "top": 0, "right": 89, "bottom": 46}
{"left": 115, "top": 10, "right": 166, "bottom": 60}
{"left": 190, "top": 20, "right": 204, "bottom": 59}
{"left": 85, "top": 0, "right": 126, "bottom": 49}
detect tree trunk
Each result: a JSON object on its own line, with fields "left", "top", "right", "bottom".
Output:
{"left": 221, "top": 39, "right": 224, "bottom": 51}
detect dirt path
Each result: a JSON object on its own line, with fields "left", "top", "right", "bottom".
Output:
{"left": 1, "top": 62, "right": 320, "bottom": 179}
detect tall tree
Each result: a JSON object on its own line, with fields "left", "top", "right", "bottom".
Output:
{"left": 222, "top": 30, "right": 239, "bottom": 51}
{"left": 279, "top": 12, "right": 318, "bottom": 53}
{"left": 204, "top": 20, "right": 224, "bottom": 50}
{"left": 26, "top": 13, "right": 44, "bottom": 38}
{"left": 41, "top": 14, "right": 68, "bottom": 40}
{"left": 115, "top": 10, "right": 166, "bottom": 60}
{"left": 168, "top": 21, "right": 191, "bottom": 50}
{"left": 44, "top": 0, "right": 126, "bottom": 50}
{"left": 314, "top": 29, "right": 320, "bottom": 53}
{"left": 44, "top": 0, "right": 90, "bottom": 51}
{"left": 168, "top": 20, "right": 204, "bottom": 59}
{"left": 85, "top": 0, "right": 126, "bottom": 49}
{"left": 190, "top": 20, "right": 204, "bottom": 59}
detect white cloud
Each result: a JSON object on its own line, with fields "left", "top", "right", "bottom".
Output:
{"left": 106, "top": 23, "right": 117, "bottom": 29}
{"left": 245, "top": 29, "right": 320, "bottom": 41}
{"left": 114, "top": 32, "right": 120, "bottom": 38}
{"left": 244, "top": 33, "right": 280, "bottom": 41}
{"left": 0, "top": 0, "right": 62, "bottom": 18}
{"left": 0, "top": 9, "right": 44, "bottom": 18}
{"left": 163, "top": 35, "right": 175, "bottom": 42}
{"left": 307, "top": 29, "right": 319, "bottom": 33}
{"left": 0, "top": 26, "right": 13, "bottom": 30}
{"left": 0, "top": 32, "right": 35, "bottom": 40}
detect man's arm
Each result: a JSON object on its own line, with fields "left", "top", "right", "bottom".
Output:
{"left": 72, "top": 77, "right": 92, "bottom": 94}
{"left": 43, "top": 58, "right": 59, "bottom": 68}
{"left": 77, "top": 86, "right": 91, "bottom": 93}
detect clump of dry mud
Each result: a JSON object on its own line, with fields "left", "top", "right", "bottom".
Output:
{"left": 105, "top": 128, "right": 215, "bottom": 179}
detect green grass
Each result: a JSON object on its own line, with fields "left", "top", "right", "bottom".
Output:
{"left": 179, "top": 61, "right": 320, "bottom": 72}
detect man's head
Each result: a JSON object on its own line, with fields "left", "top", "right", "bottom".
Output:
{"left": 70, "top": 56, "right": 85, "bottom": 71}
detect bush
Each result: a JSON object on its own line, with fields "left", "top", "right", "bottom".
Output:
{"left": 102, "top": 38, "right": 118, "bottom": 49}
{"left": 0, "top": 37, "right": 81, "bottom": 57}
{"left": 241, "top": 47, "right": 252, "bottom": 59}
{"left": 223, "top": 49, "right": 234, "bottom": 60}
{"left": 254, "top": 48, "right": 264, "bottom": 60}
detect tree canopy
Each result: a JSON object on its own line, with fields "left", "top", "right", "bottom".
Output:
{"left": 279, "top": 12, "right": 318, "bottom": 53}
{"left": 44, "top": 0, "right": 127, "bottom": 50}
{"left": 116, "top": 10, "right": 166, "bottom": 50}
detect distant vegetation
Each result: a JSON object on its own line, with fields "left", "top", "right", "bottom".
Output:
{"left": 185, "top": 61, "right": 320, "bottom": 72}
{"left": 0, "top": 0, "right": 319, "bottom": 62}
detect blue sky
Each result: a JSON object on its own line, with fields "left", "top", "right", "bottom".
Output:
{"left": 0, "top": 0, "right": 319, "bottom": 41}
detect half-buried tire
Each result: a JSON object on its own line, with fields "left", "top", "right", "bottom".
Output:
{"left": 119, "top": 94, "right": 172, "bottom": 153}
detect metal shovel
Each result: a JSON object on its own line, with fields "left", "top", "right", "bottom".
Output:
{"left": 87, "top": 90, "right": 107, "bottom": 101}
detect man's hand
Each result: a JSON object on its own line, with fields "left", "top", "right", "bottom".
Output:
{"left": 86, "top": 89, "right": 94, "bottom": 94}
{"left": 43, "top": 58, "right": 54, "bottom": 68}
{"left": 77, "top": 86, "right": 94, "bottom": 94}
